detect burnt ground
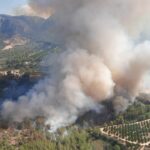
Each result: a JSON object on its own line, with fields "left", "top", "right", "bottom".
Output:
{"left": 76, "top": 101, "right": 115, "bottom": 127}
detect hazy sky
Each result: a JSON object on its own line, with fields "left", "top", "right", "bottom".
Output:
{"left": 0, "top": 0, "right": 27, "bottom": 15}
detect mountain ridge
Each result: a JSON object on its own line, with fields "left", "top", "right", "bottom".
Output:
{"left": 0, "top": 14, "right": 51, "bottom": 41}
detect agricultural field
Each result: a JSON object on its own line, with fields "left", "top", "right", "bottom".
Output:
{"left": 100, "top": 119, "right": 150, "bottom": 149}
{"left": 97, "top": 101, "right": 150, "bottom": 149}
{"left": 0, "top": 41, "right": 58, "bottom": 73}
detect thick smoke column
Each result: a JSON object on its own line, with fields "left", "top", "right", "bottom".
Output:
{"left": 3, "top": 0, "right": 150, "bottom": 130}
{"left": 15, "top": 0, "right": 52, "bottom": 18}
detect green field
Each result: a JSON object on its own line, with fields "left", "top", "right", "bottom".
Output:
{"left": 102, "top": 120, "right": 150, "bottom": 144}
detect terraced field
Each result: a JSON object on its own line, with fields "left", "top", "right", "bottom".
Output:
{"left": 100, "top": 119, "right": 150, "bottom": 146}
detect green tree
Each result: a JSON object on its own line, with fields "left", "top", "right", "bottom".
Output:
{"left": 113, "top": 144, "right": 121, "bottom": 150}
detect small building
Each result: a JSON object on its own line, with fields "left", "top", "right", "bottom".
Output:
{"left": 0, "top": 70, "right": 7, "bottom": 76}
{"left": 0, "top": 69, "right": 21, "bottom": 77}
{"left": 10, "top": 70, "right": 20, "bottom": 76}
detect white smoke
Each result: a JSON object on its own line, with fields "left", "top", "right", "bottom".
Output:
{"left": 2, "top": 0, "right": 150, "bottom": 130}
{"left": 3, "top": 50, "right": 113, "bottom": 130}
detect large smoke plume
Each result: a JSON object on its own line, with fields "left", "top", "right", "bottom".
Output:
{"left": 3, "top": 0, "right": 150, "bottom": 130}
